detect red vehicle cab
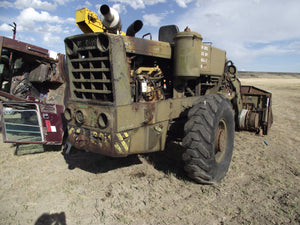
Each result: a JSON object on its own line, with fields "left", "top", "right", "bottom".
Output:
{"left": 0, "top": 36, "right": 68, "bottom": 147}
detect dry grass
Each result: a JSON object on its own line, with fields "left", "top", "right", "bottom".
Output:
{"left": 0, "top": 73, "right": 299, "bottom": 224}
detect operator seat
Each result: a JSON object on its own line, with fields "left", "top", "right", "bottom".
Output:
{"left": 158, "top": 25, "right": 179, "bottom": 44}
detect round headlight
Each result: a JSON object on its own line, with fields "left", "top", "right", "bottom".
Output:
{"left": 98, "top": 113, "right": 109, "bottom": 129}
{"left": 75, "top": 110, "right": 84, "bottom": 124}
{"left": 64, "top": 108, "right": 72, "bottom": 121}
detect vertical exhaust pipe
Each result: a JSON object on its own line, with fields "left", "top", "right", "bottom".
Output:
{"left": 126, "top": 20, "right": 143, "bottom": 37}
{"left": 100, "top": 4, "right": 122, "bottom": 33}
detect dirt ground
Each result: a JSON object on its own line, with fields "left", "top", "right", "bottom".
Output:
{"left": 0, "top": 75, "right": 299, "bottom": 225}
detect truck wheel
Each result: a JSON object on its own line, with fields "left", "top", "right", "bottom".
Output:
{"left": 182, "top": 94, "right": 234, "bottom": 184}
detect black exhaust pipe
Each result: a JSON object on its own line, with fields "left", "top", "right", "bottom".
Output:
{"left": 126, "top": 20, "right": 143, "bottom": 37}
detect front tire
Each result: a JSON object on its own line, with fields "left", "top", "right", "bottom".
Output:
{"left": 182, "top": 94, "right": 235, "bottom": 184}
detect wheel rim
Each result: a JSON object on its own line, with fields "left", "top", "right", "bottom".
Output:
{"left": 215, "top": 118, "right": 228, "bottom": 163}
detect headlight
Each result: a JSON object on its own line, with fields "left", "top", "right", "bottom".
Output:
{"left": 75, "top": 110, "right": 84, "bottom": 124}
{"left": 64, "top": 108, "right": 72, "bottom": 121}
{"left": 98, "top": 113, "right": 109, "bottom": 129}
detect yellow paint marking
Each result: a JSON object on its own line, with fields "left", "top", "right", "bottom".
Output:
{"left": 123, "top": 132, "right": 129, "bottom": 138}
{"left": 120, "top": 141, "right": 129, "bottom": 152}
{"left": 116, "top": 133, "right": 123, "bottom": 141}
{"left": 114, "top": 143, "right": 122, "bottom": 153}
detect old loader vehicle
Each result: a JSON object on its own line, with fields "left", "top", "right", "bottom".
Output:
{"left": 64, "top": 5, "right": 272, "bottom": 183}
{"left": 0, "top": 36, "right": 68, "bottom": 153}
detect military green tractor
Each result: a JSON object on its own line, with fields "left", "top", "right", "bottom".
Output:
{"left": 63, "top": 5, "right": 272, "bottom": 184}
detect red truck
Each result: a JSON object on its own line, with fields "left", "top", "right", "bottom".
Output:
{"left": 0, "top": 36, "right": 68, "bottom": 152}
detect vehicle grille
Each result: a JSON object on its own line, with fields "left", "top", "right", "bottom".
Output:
{"left": 65, "top": 34, "right": 113, "bottom": 102}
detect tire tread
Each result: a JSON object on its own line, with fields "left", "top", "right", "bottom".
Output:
{"left": 182, "top": 94, "right": 234, "bottom": 184}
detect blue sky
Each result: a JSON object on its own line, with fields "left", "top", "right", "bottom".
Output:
{"left": 1, "top": 0, "right": 300, "bottom": 72}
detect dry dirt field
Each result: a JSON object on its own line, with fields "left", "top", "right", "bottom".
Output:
{"left": 0, "top": 74, "right": 299, "bottom": 225}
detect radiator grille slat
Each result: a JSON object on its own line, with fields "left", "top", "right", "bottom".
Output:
{"left": 74, "top": 88, "right": 112, "bottom": 94}
{"left": 66, "top": 35, "right": 113, "bottom": 102}
{"left": 73, "top": 79, "right": 111, "bottom": 83}
{"left": 72, "top": 68, "right": 110, "bottom": 72}
{"left": 70, "top": 56, "right": 109, "bottom": 62}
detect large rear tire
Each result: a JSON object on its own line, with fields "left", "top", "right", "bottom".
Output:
{"left": 182, "top": 94, "right": 235, "bottom": 184}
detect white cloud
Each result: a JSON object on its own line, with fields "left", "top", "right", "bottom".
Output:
{"left": 65, "top": 17, "right": 76, "bottom": 24}
{"left": 143, "top": 0, "right": 166, "bottom": 5}
{"left": 143, "top": 13, "right": 164, "bottom": 27}
{"left": 14, "top": 0, "right": 57, "bottom": 11}
{"left": 112, "top": 3, "right": 127, "bottom": 14}
{"left": 76, "top": 1, "right": 94, "bottom": 10}
{"left": 45, "top": 24, "right": 63, "bottom": 33}
{"left": 2, "top": 7, "right": 75, "bottom": 50}
{"left": 176, "top": 0, "right": 300, "bottom": 68}
{"left": 84, "top": 1, "right": 92, "bottom": 8}
{"left": 54, "top": 0, "right": 72, "bottom": 5}
{"left": 53, "top": 0, "right": 68, "bottom": 5}
{"left": 43, "top": 32, "right": 60, "bottom": 43}
{"left": 25, "top": 36, "right": 36, "bottom": 42}
{"left": 16, "top": 7, "right": 74, "bottom": 31}
{"left": 0, "top": 23, "right": 11, "bottom": 32}
{"left": 16, "top": 7, "right": 60, "bottom": 31}
{"left": 175, "top": 0, "right": 193, "bottom": 8}
{"left": 108, "top": 0, "right": 166, "bottom": 9}
{"left": 286, "top": 41, "right": 300, "bottom": 54}
{"left": 93, "top": 3, "right": 128, "bottom": 16}
{"left": 0, "top": 1, "right": 13, "bottom": 8}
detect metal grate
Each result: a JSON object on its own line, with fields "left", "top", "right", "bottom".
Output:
{"left": 66, "top": 35, "right": 113, "bottom": 102}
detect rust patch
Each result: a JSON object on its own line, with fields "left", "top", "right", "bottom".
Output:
{"left": 241, "top": 85, "right": 271, "bottom": 97}
{"left": 0, "top": 36, "right": 57, "bottom": 62}
{"left": 68, "top": 126, "right": 130, "bottom": 157}
{"left": 122, "top": 36, "right": 171, "bottom": 59}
